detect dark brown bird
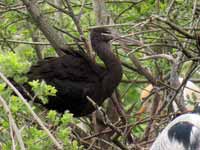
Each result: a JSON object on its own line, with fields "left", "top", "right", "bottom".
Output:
{"left": 25, "top": 28, "right": 122, "bottom": 117}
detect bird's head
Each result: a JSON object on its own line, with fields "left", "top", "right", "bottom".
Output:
{"left": 90, "top": 27, "right": 113, "bottom": 42}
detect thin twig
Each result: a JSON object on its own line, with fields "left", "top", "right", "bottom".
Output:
{"left": 10, "top": 123, "right": 16, "bottom": 150}
{"left": 140, "top": 54, "right": 175, "bottom": 63}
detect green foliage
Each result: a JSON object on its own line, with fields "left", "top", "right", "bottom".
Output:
{"left": 46, "top": 111, "right": 81, "bottom": 150}
{"left": 29, "top": 80, "right": 57, "bottom": 104}
{"left": 43, "top": 47, "right": 57, "bottom": 58}
{"left": 46, "top": 110, "right": 60, "bottom": 126}
{"left": 0, "top": 97, "right": 81, "bottom": 150}
{"left": 61, "top": 112, "right": 74, "bottom": 124}
{"left": 23, "top": 127, "right": 53, "bottom": 150}
{"left": 176, "top": 0, "right": 184, "bottom": 3}
{"left": 15, "top": 45, "right": 36, "bottom": 62}
{"left": 0, "top": 52, "right": 30, "bottom": 83}
{"left": 9, "top": 96, "right": 28, "bottom": 114}
{"left": 0, "top": 82, "right": 13, "bottom": 99}
{"left": 0, "top": 0, "right": 198, "bottom": 149}
{"left": 57, "top": 113, "right": 82, "bottom": 150}
{"left": 0, "top": 83, "right": 6, "bottom": 92}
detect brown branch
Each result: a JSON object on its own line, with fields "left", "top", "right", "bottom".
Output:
{"left": 64, "top": 0, "right": 91, "bottom": 56}
{"left": 121, "top": 41, "right": 157, "bottom": 85}
{"left": 153, "top": 15, "right": 194, "bottom": 39}
{"left": 140, "top": 54, "right": 175, "bottom": 63}
{"left": 0, "top": 95, "right": 26, "bottom": 150}
{"left": 21, "top": 0, "right": 69, "bottom": 56}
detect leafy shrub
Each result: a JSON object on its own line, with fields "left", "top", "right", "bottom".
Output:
{"left": 0, "top": 51, "right": 31, "bottom": 83}
{"left": 29, "top": 80, "right": 57, "bottom": 104}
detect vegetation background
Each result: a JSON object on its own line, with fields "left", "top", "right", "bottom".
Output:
{"left": 0, "top": 0, "right": 200, "bottom": 149}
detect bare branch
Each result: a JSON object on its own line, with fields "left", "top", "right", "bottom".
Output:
{"left": 21, "top": 0, "right": 69, "bottom": 56}
{"left": 140, "top": 54, "right": 175, "bottom": 63}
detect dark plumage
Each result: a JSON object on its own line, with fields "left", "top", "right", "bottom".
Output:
{"left": 24, "top": 28, "right": 122, "bottom": 117}
{"left": 150, "top": 103, "right": 200, "bottom": 150}
{"left": 168, "top": 122, "right": 194, "bottom": 149}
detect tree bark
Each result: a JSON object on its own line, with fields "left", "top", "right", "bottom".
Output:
{"left": 21, "top": 0, "right": 70, "bottom": 56}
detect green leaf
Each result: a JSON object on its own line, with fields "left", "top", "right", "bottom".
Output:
{"left": 29, "top": 80, "right": 57, "bottom": 104}
{"left": 0, "top": 52, "right": 31, "bottom": 82}
{"left": 0, "top": 83, "right": 6, "bottom": 92}
{"left": 61, "top": 112, "right": 74, "bottom": 124}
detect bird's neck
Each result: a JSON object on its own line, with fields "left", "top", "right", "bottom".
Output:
{"left": 93, "top": 41, "right": 121, "bottom": 72}
{"left": 91, "top": 40, "right": 122, "bottom": 94}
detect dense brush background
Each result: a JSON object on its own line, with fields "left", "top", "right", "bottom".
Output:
{"left": 0, "top": 0, "right": 200, "bottom": 149}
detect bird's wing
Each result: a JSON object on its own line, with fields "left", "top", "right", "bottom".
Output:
{"left": 27, "top": 54, "right": 105, "bottom": 82}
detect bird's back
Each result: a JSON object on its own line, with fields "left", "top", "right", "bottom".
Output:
{"left": 26, "top": 53, "right": 107, "bottom": 116}
{"left": 150, "top": 109, "right": 200, "bottom": 150}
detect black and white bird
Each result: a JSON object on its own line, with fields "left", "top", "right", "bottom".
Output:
{"left": 150, "top": 104, "right": 200, "bottom": 150}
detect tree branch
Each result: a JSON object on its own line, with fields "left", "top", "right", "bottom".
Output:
{"left": 0, "top": 95, "right": 25, "bottom": 150}
{"left": 21, "top": 0, "right": 70, "bottom": 56}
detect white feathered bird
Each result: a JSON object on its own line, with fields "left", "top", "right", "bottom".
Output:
{"left": 150, "top": 104, "right": 200, "bottom": 150}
